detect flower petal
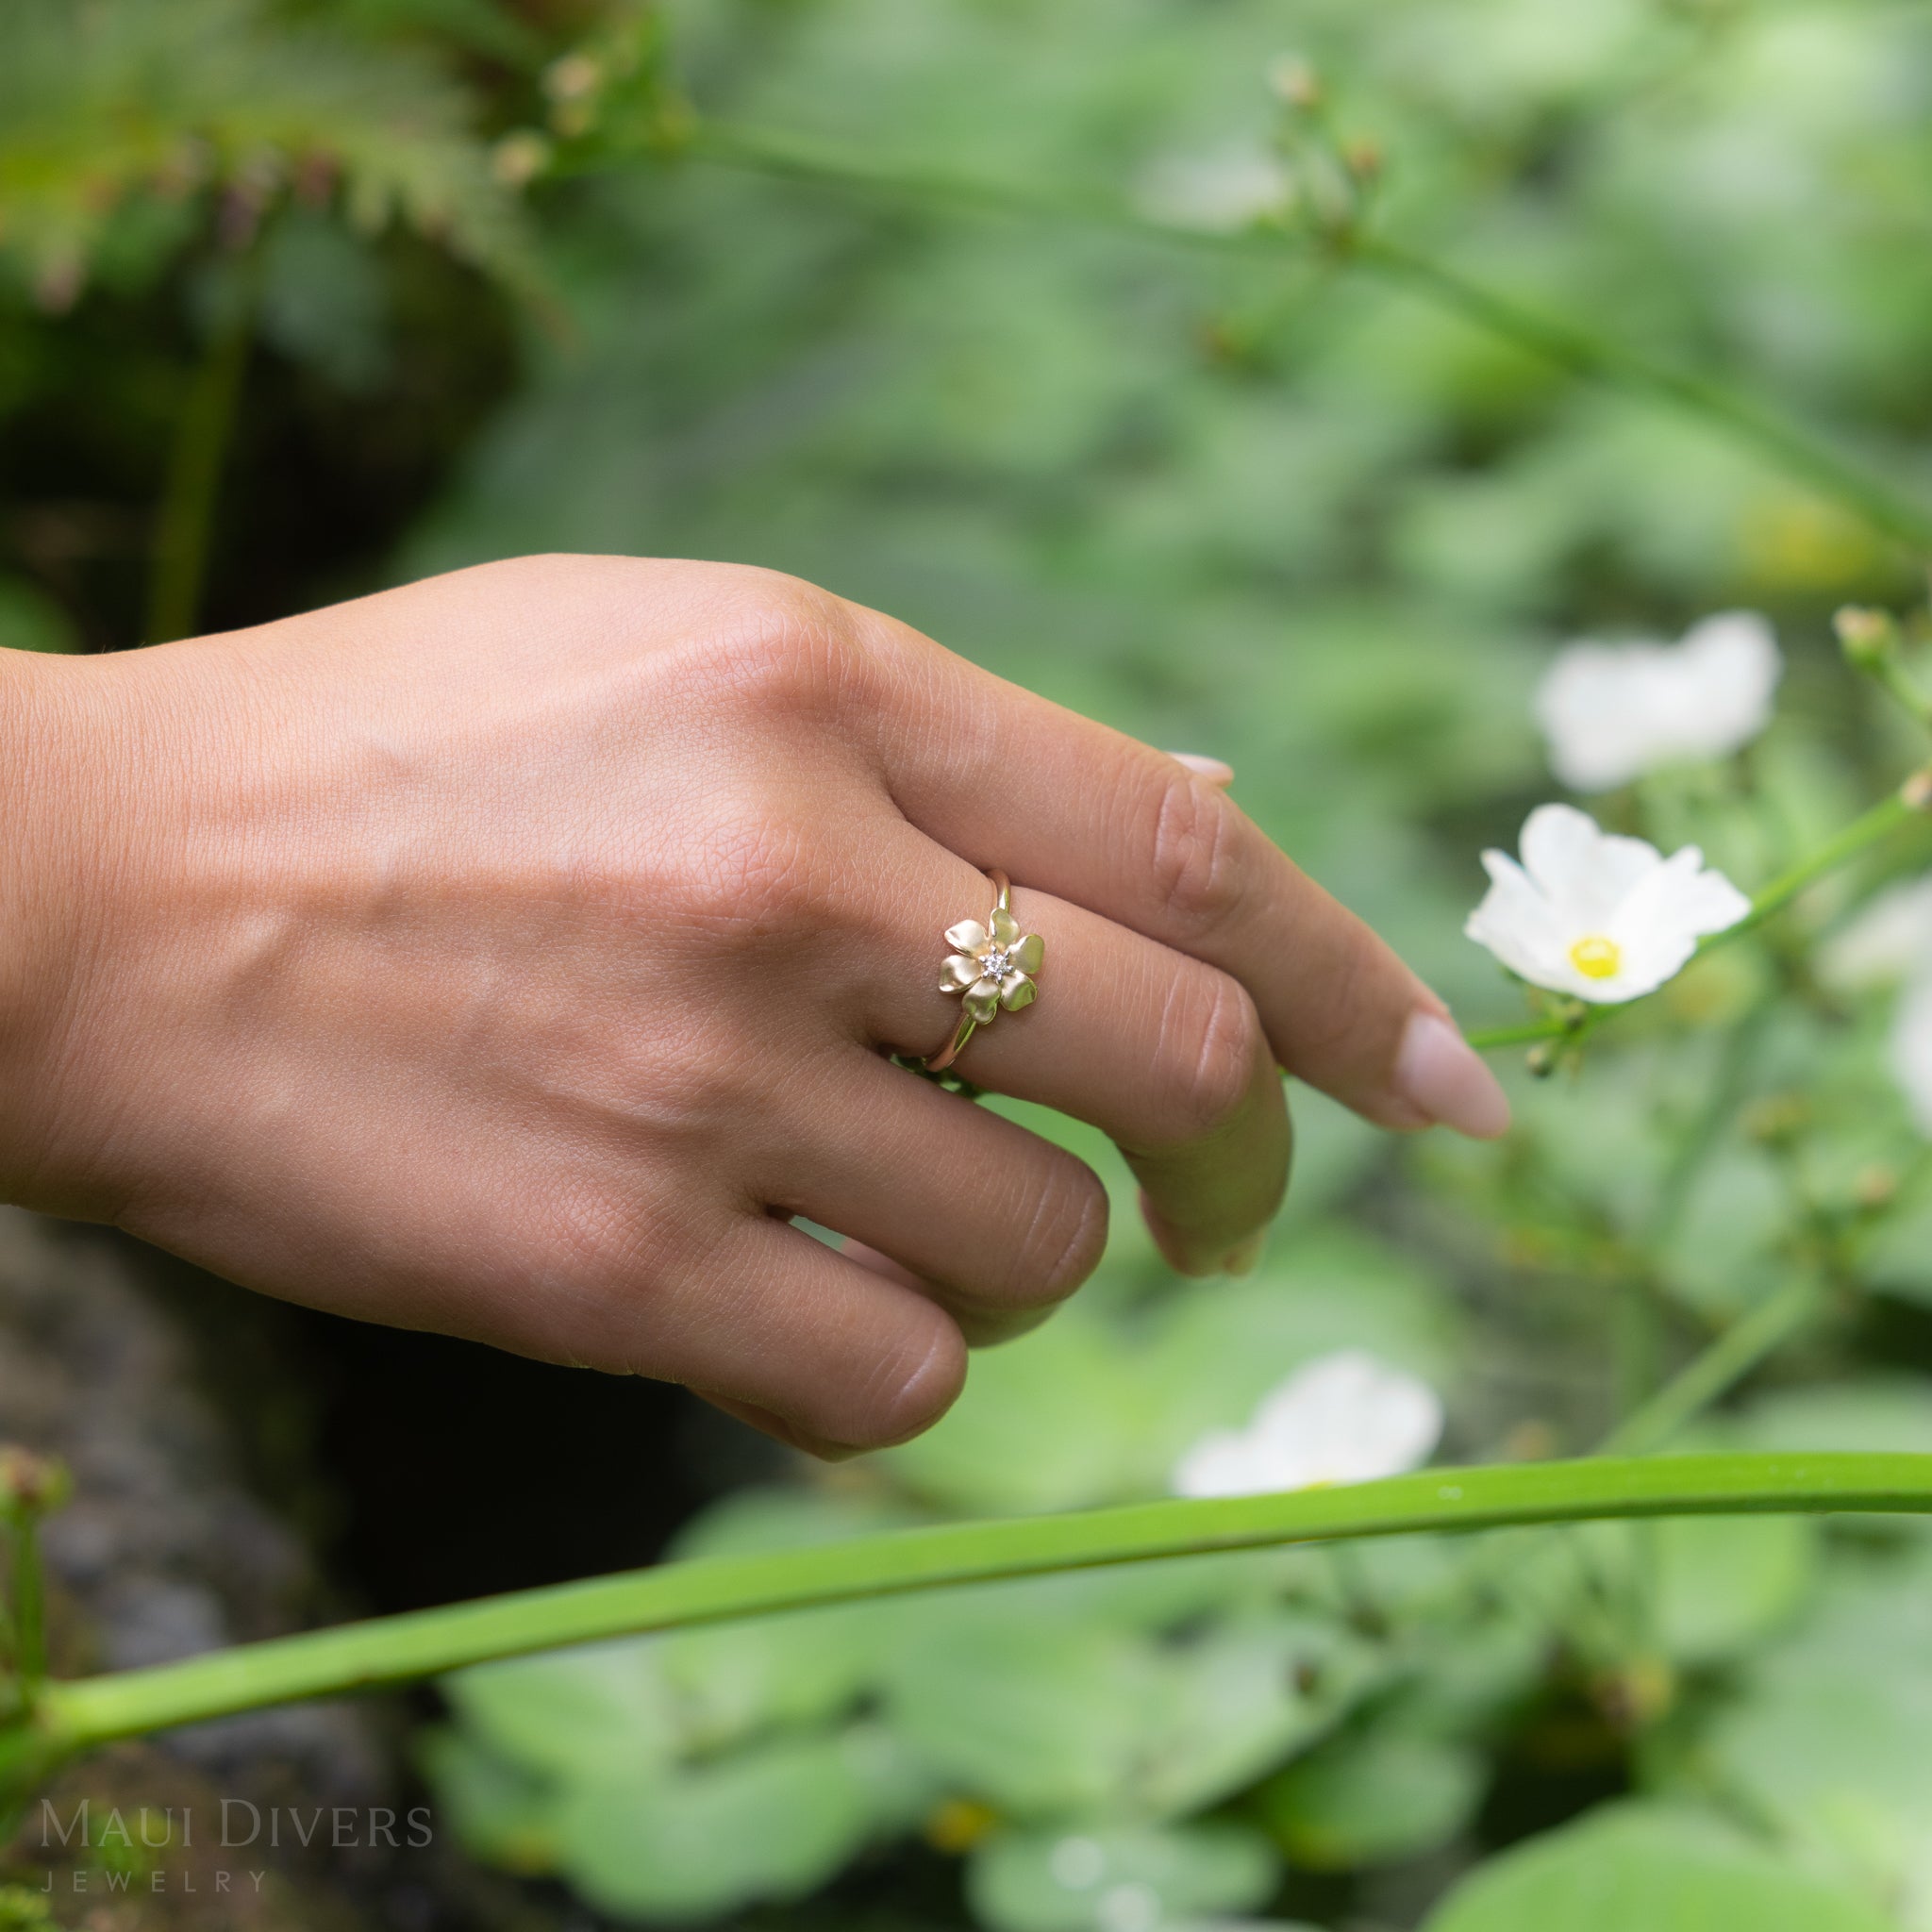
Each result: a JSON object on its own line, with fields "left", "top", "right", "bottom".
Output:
{"left": 1520, "top": 803, "right": 1661, "bottom": 923}
{"left": 999, "top": 972, "right": 1036, "bottom": 1010}
{"left": 990, "top": 908, "right": 1021, "bottom": 947}
{"left": 1251, "top": 1350, "right": 1444, "bottom": 1487}
{"left": 1617, "top": 843, "right": 1752, "bottom": 941}
{"left": 1464, "top": 853, "right": 1572, "bottom": 989}
{"left": 1676, "top": 611, "right": 1781, "bottom": 760}
{"left": 1011, "top": 931, "right": 1045, "bottom": 974}
{"left": 1170, "top": 1430, "right": 1273, "bottom": 1499}
{"left": 945, "top": 919, "right": 989, "bottom": 954}
{"left": 1534, "top": 614, "right": 1781, "bottom": 791}
{"left": 940, "top": 954, "right": 980, "bottom": 992}
{"left": 1589, "top": 845, "right": 1752, "bottom": 1002}
{"left": 963, "top": 979, "right": 1002, "bottom": 1024}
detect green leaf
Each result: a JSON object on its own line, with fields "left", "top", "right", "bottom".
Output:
{"left": 1682, "top": 1541, "right": 1932, "bottom": 1916}
{"left": 1649, "top": 1513, "right": 1816, "bottom": 1666}
{"left": 881, "top": 1610, "right": 1158, "bottom": 1817}
{"left": 1144, "top": 1230, "right": 1461, "bottom": 1457}
{"left": 658, "top": 1485, "right": 911, "bottom": 1748}
{"left": 551, "top": 1727, "right": 890, "bottom": 1922}
{"left": 1257, "top": 1729, "right": 1487, "bottom": 1871}
{"left": 968, "top": 1822, "right": 1278, "bottom": 1932}
{"left": 877, "top": 1227, "right": 1460, "bottom": 1515}
{"left": 415, "top": 1724, "right": 557, "bottom": 1874}
{"left": 442, "top": 1639, "right": 680, "bottom": 1776}
{"left": 1422, "top": 1803, "right": 1896, "bottom": 1932}
{"left": 658, "top": 1606, "right": 883, "bottom": 1752}
{"left": 1131, "top": 1610, "right": 1390, "bottom": 1818}
{"left": 879, "top": 1304, "right": 1152, "bottom": 1514}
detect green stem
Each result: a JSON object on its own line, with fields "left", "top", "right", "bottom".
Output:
{"left": 1355, "top": 241, "right": 1932, "bottom": 557}
{"left": 1715, "top": 781, "right": 1925, "bottom": 947}
{"left": 34, "top": 1452, "right": 1932, "bottom": 1753}
{"left": 1864, "top": 655, "right": 1932, "bottom": 735}
{"left": 1466, "top": 1016, "right": 1575, "bottom": 1050}
{"left": 689, "top": 120, "right": 1180, "bottom": 247}
{"left": 1613, "top": 1274, "right": 1663, "bottom": 1420}
{"left": 146, "top": 258, "right": 260, "bottom": 644}
{"left": 680, "top": 119, "right": 1932, "bottom": 558}
{"left": 1600, "top": 1276, "right": 1821, "bottom": 1456}
{"left": 4, "top": 1517, "right": 42, "bottom": 1695}
{"left": 0, "top": 1514, "right": 42, "bottom": 1700}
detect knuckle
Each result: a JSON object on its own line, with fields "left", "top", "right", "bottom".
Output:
{"left": 1146, "top": 770, "right": 1245, "bottom": 939}
{"left": 696, "top": 573, "right": 871, "bottom": 721}
{"left": 499, "top": 1183, "right": 695, "bottom": 1366}
{"left": 675, "top": 812, "right": 832, "bottom": 941}
{"left": 1155, "top": 971, "right": 1265, "bottom": 1145}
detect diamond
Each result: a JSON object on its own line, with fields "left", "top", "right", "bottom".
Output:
{"left": 981, "top": 945, "right": 1012, "bottom": 979}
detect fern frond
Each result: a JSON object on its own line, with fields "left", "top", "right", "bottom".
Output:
{"left": 0, "top": 0, "right": 535, "bottom": 302}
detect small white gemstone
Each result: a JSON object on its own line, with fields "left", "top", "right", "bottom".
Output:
{"left": 981, "top": 946, "right": 1012, "bottom": 979}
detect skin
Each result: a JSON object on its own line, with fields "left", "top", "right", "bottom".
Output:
{"left": 0, "top": 556, "right": 1506, "bottom": 1457}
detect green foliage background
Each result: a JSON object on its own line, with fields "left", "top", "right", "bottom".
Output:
{"left": 10, "top": 0, "right": 1932, "bottom": 1926}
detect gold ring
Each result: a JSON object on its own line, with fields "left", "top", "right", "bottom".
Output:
{"left": 925, "top": 869, "right": 1044, "bottom": 1074}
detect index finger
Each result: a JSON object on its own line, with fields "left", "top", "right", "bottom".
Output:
{"left": 859, "top": 621, "right": 1510, "bottom": 1141}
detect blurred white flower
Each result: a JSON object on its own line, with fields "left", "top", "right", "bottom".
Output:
{"left": 1894, "top": 979, "right": 1932, "bottom": 1137}
{"left": 1820, "top": 876, "right": 1932, "bottom": 1136}
{"left": 1464, "top": 803, "right": 1751, "bottom": 1005}
{"left": 1819, "top": 875, "right": 1932, "bottom": 991}
{"left": 1134, "top": 145, "right": 1292, "bottom": 233}
{"left": 1535, "top": 611, "right": 1782, "bottom": 791}
{"left": 1171, "top": 1350, "right": 1442, "bottom": 1499}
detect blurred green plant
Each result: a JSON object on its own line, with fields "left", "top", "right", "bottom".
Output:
{"left": 16, "top": 0, "right": 1932, "bottom": 1927}
{"left": 0, "top": 0, "right": 561, "bottom": 641}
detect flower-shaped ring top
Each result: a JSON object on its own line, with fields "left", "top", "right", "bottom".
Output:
{"left": 925, "top": 870, "right": 1044, "bottom": 1074}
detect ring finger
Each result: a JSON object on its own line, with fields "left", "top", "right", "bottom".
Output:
{"left": 852, "top": 827, "right": 1291, "bottom": 1276}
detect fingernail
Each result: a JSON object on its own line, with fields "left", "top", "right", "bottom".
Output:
{"left": 1394, "top": 1011, "right": 1512, "bottom": 1140}
{"left": 1224, "top": 1230, "right": 1266, "bottom": 1276}
{"left": 1168, "top": 751, "right": 1235, "bottom": 788}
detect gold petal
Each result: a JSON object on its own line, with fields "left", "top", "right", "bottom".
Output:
{"left": 945, "top": 919, "right": 989, "bottom": 953}
{"left": 963, "top": 980, "right": 1002, "bottom": 1024}
{"left": 1012, "top": 932, "right": 1044, "bottom": 974}
{"left": 999, "top": 972, "right": 1036, "bottom": 1011}
{"left": 940, "top": 954, "right": 980, "bottom": 991}
{"left": 990, "top": 908, "right": 1020, "bottom": 947}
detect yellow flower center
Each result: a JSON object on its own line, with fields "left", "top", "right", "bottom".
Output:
{"left": 1569, "top": 935, "right": 1622, "bottom": 981}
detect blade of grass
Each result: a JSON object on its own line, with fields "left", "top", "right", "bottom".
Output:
{"left": 37, "top": 1451, "right": 1932, "bottom": 1751}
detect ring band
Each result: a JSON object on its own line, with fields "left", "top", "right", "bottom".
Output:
{"left": 925, "top": 869, "right": 1045, "bottom": 1074}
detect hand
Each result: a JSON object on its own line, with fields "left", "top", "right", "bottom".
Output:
{"left": 0, "top": 557, "right": 1507, "bottom": 1456}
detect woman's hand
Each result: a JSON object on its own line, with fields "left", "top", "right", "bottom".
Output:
{"left": 0, "top": 557, "right": 1507, "bottom": 1456}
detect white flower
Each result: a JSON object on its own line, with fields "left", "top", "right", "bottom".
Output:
{"left": 1534, "top": 611, "right": 1782, "bottom": 792}
{"left": 1171, "top": 1350, "right": 1442, "bottom": 1499}
{"left": 1464, "top": 803, "right": 1751, "bottom": 1005}
{"left": 1894, "top": 979, "right": 1932, "bottom": 1137}
{"left": 1134, "top": 145, "right": 1292, "bottom": 233}
{"left": 1820, "top": 875, "right": 1932, "bottom": 991}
